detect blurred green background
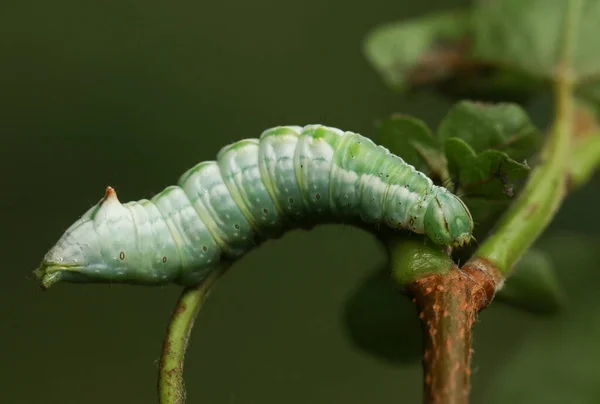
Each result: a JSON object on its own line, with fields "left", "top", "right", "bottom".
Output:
{"left": 2, "top": 0, "right": 600, "bottom": 403}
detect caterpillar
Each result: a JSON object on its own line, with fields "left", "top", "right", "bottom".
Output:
{"left": 34, "top": 124, "right": 473, "bottom": 289}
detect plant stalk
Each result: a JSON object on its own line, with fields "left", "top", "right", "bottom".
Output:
{"left": 408, "top": 258, "right": 499, "bottom": 404}
{"left": 469, "top": 1, "right": 578, "bottom": 276}
{"left": 158, "top": 266, "right": 227, "bottom": 404}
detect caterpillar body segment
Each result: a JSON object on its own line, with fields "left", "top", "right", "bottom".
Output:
{"left": 34, "top": 125, "right": 474, "bottom": 289}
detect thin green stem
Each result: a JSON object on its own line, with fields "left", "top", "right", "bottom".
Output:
{"left": 472, "top": 75, "right": 573, "bottom": 275}
{"left": 470, "top": 0, "right": 580, "bottom": 276}
{"left": 158, "top": 266, "right": 227, "bottom": 404}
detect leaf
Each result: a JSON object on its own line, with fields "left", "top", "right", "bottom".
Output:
{"left": 342, "top": 266, "right": 423, "bottom": 364}
{"left": 363, "top": 9, "right": 544, "bottom": 102}
{"left": 576, "top": 81, "right": 600, "bottom": 111}
{"left": 571, "top": 98, "right": 600, "bottom": 139}
{"left": 444, "top": 134, "right": 530, "bottom": 239}
{"left": 569, "top": 133, "right": 600, "bottom": 189}
{"left": 342, "top": 235, "right": 455, "bottom": 364}
{"left": 474, "top": 0, "right": 600, "bottom": 81}
{"left": 375, "top": 115, "right": 445, "bottom": 179}
{"left": 573, "top": 86, "right": 600, "bottom": 164}
{"left": 495, "top": 249, "right": 566, "bottom": 314}
{"left": 445, "top": 138, "right": 530, "bottom": 200}
{"left": 438, "top": 101, "right": 539, "bottom": 204}
{"left": 365, "top": 0, "right": 600, "bottom": 104}
{"left": 437, "top": 101, "right": 542, "bottom": 162}
{"left": 565, "top": 99, "right": 600, "bottom": 188}
{"left": 363, "top": 10, "right": 471, "bottom": 92}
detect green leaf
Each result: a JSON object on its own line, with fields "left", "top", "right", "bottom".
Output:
{"left": 578, "top": 81, "right": 600, "bottom": 106}
{"left": 437, "top": 101, "right": 542, "bottom": 162}
{"left": 363, "top": 9, "right": 544, "bottom": 102}
{"left": 342, "top": 235, "right": 455, "bottom": 364}
{"left": 495, "top": 249, "right": 566, "bottom": 314}
{"left": 444, "top": 134, "right": 531, "bottom": 240}
{"left": 474, "top": 0, "right": 600, "bottom": 81}
{"left": 445, "top": 138, "right": 530, "bottom": 200}
{"left": 473, "top": 0, "right": 568, "bottom": 79}
{"left": 570, "top": 133, "right": 600, "bottom": 189}
{"left": 438, "top": 101, "right": 539, "bottom": 205}
{"left": 365, "top": 0, "right": 600, "bottom": 103}
{"left": 342, "top": 266, "right": 423, "bottom": 364}
{"left": 363, "top": 10, "right": 471, "bottom": 92}
{"left": 575, "top": 82, "right": 600, "bottom": 120}
{"left": 375, "top": 115, "right": 445, "bottom": 179}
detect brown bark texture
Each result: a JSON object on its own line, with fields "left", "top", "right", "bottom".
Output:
{"left": 408, "top": 257, "right": 501, "bottom": 404}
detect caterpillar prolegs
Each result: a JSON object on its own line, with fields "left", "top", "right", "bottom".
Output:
{"left": 34, "top": 125, "right": 474, "bottom": 288}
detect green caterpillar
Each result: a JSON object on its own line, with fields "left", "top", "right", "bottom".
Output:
{"left": 34, "top": 124, "right": 473, "bottom": 289}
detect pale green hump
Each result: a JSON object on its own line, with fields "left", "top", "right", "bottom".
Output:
{"left": 216, "top": 138, "right": 283, "bottom": 238}
{"left": 107, "top": 198, "right": 180, "bottom": 282}
{"left": 329, "top": 131, "right": 392, "bottom": 223}
{"left": 376, "top": 152, "right": 433, "bottom": 233}
{"left": 257, "top": 126, "right": 307, "bottom": 222}
{"left": 178, "top": 161, "right": 253, "bottom": 258}
{"left": 294, "top": 125, "right": 344, "bottom": 216}
{"left": 149, "top": 186, "right": 221, "bottom": 284}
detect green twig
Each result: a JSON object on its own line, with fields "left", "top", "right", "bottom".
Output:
{"left": 158, "top": 266, "right": 227, "bottom": 404}
{"left": 471, "top": 75, "right": 573, "bottom": 275}
{"left": 470, "top": 0, "right": 580, "bottom": 276}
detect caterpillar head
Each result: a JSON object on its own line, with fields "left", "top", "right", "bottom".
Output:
{"left": 423, "top": 191, "right": 474, "bottom": 248}
{"left": 33, "top": 187, "right": 180, "bottom": 289}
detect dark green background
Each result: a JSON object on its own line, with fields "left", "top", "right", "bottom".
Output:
{"left": 3, "top": 0, "right": 600, "bottom": 403}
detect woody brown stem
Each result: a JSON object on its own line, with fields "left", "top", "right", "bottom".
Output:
{"left": 408, "top": 258, "right": 501, "bottom": 404}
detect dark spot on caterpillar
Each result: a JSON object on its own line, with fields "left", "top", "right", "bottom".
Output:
{"left": 162, "top": 256, "right": 167, "bottom": 263}
{"left": 263, "top": 208, "right": 268, "bottom": 214}
{"left": 409, "top": 217, "right": 415, "bottom": 226}
{"left": 300, "top": 164, "right": 303, "bottom": 168}
{"left": 234, "top": 224, "right": 240, "bottom": 229}
{"left": 315, "top": 193, "right": 321, "bottom": 200}
{"left": 386, "top": 174, "right": 389, "bottom": 178}
{"left": 202, "top": 246, "right": 208, "bottom": 252}
{"left": 119, "top": 252, "right": 125, "bottom": 260}
{"left": 289, "top": 197, "right": 294, "bottom": 203}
